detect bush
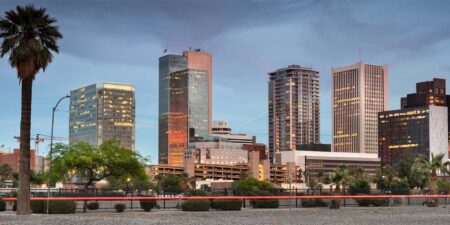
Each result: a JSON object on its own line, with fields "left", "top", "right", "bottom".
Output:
{"left": 181, "top": 200, "right": 210, "bottom": 211}
{"left": 250, "top": 199, "right": 279, "bottom": 208}
{"left": 301, "top": 198, "right": 328, "bottom": 207}
{"left": 185, "top": 189, "right": 208, "bottom": 196}
{"left": 30, "top": 200, "right": 46, "bottom": 213}
{"left": 31, "top": 200, "right": 76, "bottom": 214}
{"left": 87, "top": 202, "right": 99, "bottom": 210}
{"left": 211, "top": 199, "right": 242, "bottom": 211}
{"left": 115, "top": 203, "right": 126, "bottom": 213}
{"left": 140, "top": 200, "right": 157, "bottom": 212}
{"left": 349, "top": 179, "right": 371, "bottom": 195}
{"left": 355, "top": 197, "right": 389, "bottom": 207}
{"left": 0, "top": 200, "right": 5, "bottom": 211}
{"left": 371, "top": 198, "right": 389, "bottom": 207}
{"left": 355, "top": 198, "right": 371, "bottom": 207}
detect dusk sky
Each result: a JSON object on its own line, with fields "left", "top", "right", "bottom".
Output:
{"left": 0, "top": 0, "right": 449, "bottom": 163}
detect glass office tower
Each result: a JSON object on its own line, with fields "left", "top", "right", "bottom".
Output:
{"left": 69, "top": 82, "right": 135, "bottom": 150}
{"left": 159, "top": 55, "right": 188, "bottom": 164}
{"left": 158, "top": 49, "right": 212, "bottom": 166}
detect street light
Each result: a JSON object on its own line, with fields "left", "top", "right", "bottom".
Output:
{"left": 46, "top": 94, "right": 70, "bottom": 214}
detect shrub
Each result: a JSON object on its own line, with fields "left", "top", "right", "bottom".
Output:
{"left": 31, "top": 200, "right": 76, "bottom": 214}
{"left": 48, "top": 201, "right": 77, "bottom": 214}
{"left": 140, "top": 200, "right": 157, "bottom": 212}
{"left": 329, "top": 199, "right": 340, "bottom": 209}
{"left": 355, "top": 198, "right": 372, "bottom": 207}
{"left": 31, "top": 200, "right": 46, "bottom": 213}
{"left": 211, "top": 199, "right": 242, "bottom": 211}
{"left": 301, "top": 198, "right": 328, "bottom": 207}
{"left": 250, "top": 199, "right": 279, "bottom": 208}
{"left": 349, "top": 179, "right": 371, "bottom": 195}
{"left": 115, "top": 203, "right": 126, "bottom": 213}
{"left": 371, "top": 198, "right": 389, "bottom": 207}
{"left": 181, "top": 200, "right": 210, "bottom": 211}
{"left": 0, "top": 200, "right": 5, "bottom": 211}
{"left": 185, "top": 189, "right": 208, "bottom": 196}
{"left": 87, "top": 202, "right": 99, "bottom": 210}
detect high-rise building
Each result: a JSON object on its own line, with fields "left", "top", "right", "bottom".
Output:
{"left": 401, "top": 78, "right": 447, "bottom": 108}
{"left": 378, "top": 105, "right": 448, "bottom": 166}
{"left": 211, "top": 120, "right": 255, "bottom": 144}
{"left": 69, "top": 82, "right": 135, "bottom": 149}
{"left": 380, "top": 78, "right": 450, "bottom": 166}
{"left": 332, "top": 62, "right": 388, "bottom": 154}
{"left": 158, "top": 49, "right": 212, "bottom": 166}
{"left": 268, "top": 65, "right": 320, "bottom": 162}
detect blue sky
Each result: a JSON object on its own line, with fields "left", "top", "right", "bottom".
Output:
{"left": 1, "top": 0, "right": 449, "bottom": 163}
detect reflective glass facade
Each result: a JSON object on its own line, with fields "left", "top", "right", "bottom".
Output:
{"left": 69, "top": 83, "right": 135, "bottom": 149}
{"left": 168, "top": 69, "right": 209, "bottom": 166}
{"left": 158, "top": 55, "right": 188, "bottom": 164}
{"left": 158, "top": 50, "right": 212, "bottom": 166}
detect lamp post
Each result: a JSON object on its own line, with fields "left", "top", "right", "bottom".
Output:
{"left": 46, "top": 94, "right": 70, "bottom": 214}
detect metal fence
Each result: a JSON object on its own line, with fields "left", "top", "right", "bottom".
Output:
{"left": 1, "top": 188, "right": 449, "bottom": 212}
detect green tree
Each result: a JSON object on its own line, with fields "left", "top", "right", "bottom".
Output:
{"left": 107, "top": 176, "right": 155, "bottom": 195}
{"left": 154, "top": 173, "right": 193, "bottom": 193}
{"left": 373, "top": 166, "right": 394, "bottom": 192}
{"left": 235, "top": 177, "right": 274, "bottom": 196}
{"left": 50, "top": 141, "right": 148, "bottom": 189}
{"left": 0, "top": 5, "right": 62, "bottom": 214}
{"left": 0, "top": 164, "right": 14, "bottom": 187}
{"left": 413, "top": 153, "right": 450, "bottom": 206}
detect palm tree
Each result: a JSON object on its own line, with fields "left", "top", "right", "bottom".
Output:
{"left": 414, "top": 153, "right": 450, "bottom": 206}
{"left": 0, "top": 5, "right": 62, "bottom": 214}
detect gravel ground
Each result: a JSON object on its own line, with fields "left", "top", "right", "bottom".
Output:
{"left": 0, "top": 207, "right": 449, "bottom": 225}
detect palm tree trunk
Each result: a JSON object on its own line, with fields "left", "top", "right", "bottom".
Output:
{"left": 17, "top": 77, "right": 33, "bottom": 215}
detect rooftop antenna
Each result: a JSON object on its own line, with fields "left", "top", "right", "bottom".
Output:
{"left": 358, "top": 47, "right": 362, "bottom": 63}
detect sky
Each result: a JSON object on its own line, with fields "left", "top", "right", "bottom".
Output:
{"left": 0, "top": 0, "right": 449, "bottom": 163}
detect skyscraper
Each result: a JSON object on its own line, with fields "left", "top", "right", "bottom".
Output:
{"left": 268, "top": 65, "right": 320, "bottom": 162}
{"left": 379, "top": 78, "right": 450, "bottom": 166}
{"left": 332, "top": 62, "right": 388, "bottom": 154}
{"left": 158, "top": 49, "right": 212, "bottom": 166}
{"left": 69, "top": 82, "right": 135, "bottom": 149}
{"left": 159, "top": 55, "right": 188, "bottom": 164}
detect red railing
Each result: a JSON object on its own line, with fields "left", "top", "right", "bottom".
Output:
{"left": 2, "top": 194, "right": 450, "bottom": 201}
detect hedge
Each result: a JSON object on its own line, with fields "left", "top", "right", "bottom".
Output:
{"left": 0, "top": 200, "right": 5, "bottom": 211}
{"left": 181, "top": 200, "right": 211, "bottom": 211}
{"left": 115, "top": 203, "right": 126, "bottom": 213}
{"left": 355, "top": 198, "right": 389, "bottom": 207}
{"left": 250, "top": 199, "right": 279, "bottom": 208}
{"left": 31, "top": 200, "right": 76, "bottom": 214}
{"left": 140, "top": 200, "right": 157, "bottom": 212}
{"left": 301, "top": 198, "right": 328, "bottom": 207}
{"left": 87, "top": 202, "right": 99, "bottom": 210}
{"left": 211, "top": 199, "right": 242, "bottom": 211}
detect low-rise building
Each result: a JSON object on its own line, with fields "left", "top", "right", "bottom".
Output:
{"left": 275, "top": 151, "right": 380, "bottom": 178}
{"left": 0, "top": 149, "right": 44, "bottom": 172}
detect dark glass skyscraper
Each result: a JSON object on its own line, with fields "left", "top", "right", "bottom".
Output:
{"left": 159, "top": 55, "right": 188, "bottom": 164}
{"left": 158, "top": 50, "right": 212, "bottom": 166}
{"left": 69, "top": 82, "right": 136, "bottom": 149}
{"left": 379, "top": 78, "right": 449, "bottom": 166}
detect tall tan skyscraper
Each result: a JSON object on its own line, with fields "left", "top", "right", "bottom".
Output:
{"left": 332, "top": 62, "right": 388, "bottom": 154}
{"left": 268, "top": 65, "right": 320, "bottom": 162}
{"left": 158, "top": 49, "right": 212, "bottom": 166}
